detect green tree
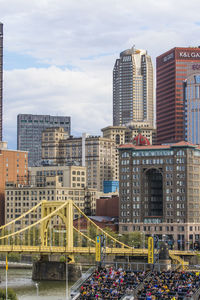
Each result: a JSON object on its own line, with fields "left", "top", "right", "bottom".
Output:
{"left": 121, "top": 232, "right": 145, "bottom": 248}
{"left": 103, "top": 227, "right": 119, "bottom": 247}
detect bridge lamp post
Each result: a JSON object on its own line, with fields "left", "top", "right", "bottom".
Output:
{"left": 35, "top": 282, "right": 39, "bottom": 296}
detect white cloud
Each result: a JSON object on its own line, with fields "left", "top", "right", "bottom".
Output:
{"left": 1, "top": 0, "right": 200, "bottom": 147}
{"left": 3, "top": 66, "right": 112, "bottom": 148}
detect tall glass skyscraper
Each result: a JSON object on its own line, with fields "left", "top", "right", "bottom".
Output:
{"left": 184, "top": 74, "right": 200, "bottom": 144}
{"left": 17, "top": 114, "right": 71, "bottom": 166}
{"left": 113, "top": 47, "right": 154, "bottom": 127}
{"left": 0, "top": 23, "right": 3, "bottom": 141}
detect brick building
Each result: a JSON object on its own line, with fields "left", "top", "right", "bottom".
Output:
{"left": 73, "top": 216, "right": 118, "bottom": 232}
{"left": 0, "top": 142, "right": 28, "bottom": 224}
{"left": 96, "top": 195, "right": 119, "bottom": 218}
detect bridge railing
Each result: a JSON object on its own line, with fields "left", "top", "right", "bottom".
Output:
{"left": 70, "top": 266, "right": 95, "bottom": 297}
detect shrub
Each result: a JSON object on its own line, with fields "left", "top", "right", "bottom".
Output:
{"left": 0, "top": 288, "right": 18, "bottom": 300}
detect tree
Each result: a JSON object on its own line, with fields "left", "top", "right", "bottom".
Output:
{"left": 121, "top": 231, "right": 145, "bottom": 248}
{"left": 103, "top": 227, "right": 119, "bottom": 247}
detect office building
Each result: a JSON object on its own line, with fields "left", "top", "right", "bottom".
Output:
{"left": 118, "top": 138, "right": 200, "bottom": 250}
{"left": 0, "top": 142, "right": 28, "bottom": 225}
{"left": 42, "top": 128, "right": 116, "bottom": 192}
{"left": 17, "top": 114, "right": 71, "bottom": 166}
{"left": 156, "top": 46, "right": 200, "bottom": 144}
{"left": 113, "top": 47, "right": 154, "bottom": 127}
{"left": 0, "top": 23, "right": 3, "bottom": 141}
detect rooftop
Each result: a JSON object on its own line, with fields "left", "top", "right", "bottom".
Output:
{"left": 119, "top": 140, "right": 199, "bottom": 150}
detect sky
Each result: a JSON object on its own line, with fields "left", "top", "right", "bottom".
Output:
{"left": 1, "top": 0, "right": 200, "bottom": 149}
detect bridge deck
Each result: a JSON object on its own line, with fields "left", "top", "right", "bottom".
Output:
{"left": 0, "top": 245, "right": 196, "bottom": 256}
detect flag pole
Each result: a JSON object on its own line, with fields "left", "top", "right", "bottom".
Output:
{"left": 6, "top": 255, "right": 8, "bottom": 300}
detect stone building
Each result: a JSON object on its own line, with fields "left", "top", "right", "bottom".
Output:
{"left": 42, "top": 129, "right": 116, "bottom": 191}
{"left": 102, "top": 123, "right": 156, "bottom": 181}
{"left": 118, "top": 139, "right": 200, "bottom": 250}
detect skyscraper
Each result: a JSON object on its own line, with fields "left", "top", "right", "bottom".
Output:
{"left": 113, "top": 47, "right": 154, "bottom": 127}
{"left": 17, "top": 114, "right": 71, "bottom": 166}
{"left": 156, "top": 47, "right": 200, "bottom": 144}
{"left": 0, "top": 23, "right": 3, "bottom": 141}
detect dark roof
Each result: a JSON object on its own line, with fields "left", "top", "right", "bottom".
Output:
{"left": 90, "top": 216, "right": 115, "bottom": 222}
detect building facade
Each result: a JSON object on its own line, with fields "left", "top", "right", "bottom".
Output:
{"left": 118, "top": 140, "right": 200, "bottom": 250}
{"left": 42, "top": 129, "right": 116, "bottom": 191}
{"left": 0, "top": 23, "right": 3, "bottom": 141}
{"left": 96, "top": 195, "right": 119, "bottom": 218}
{"left": 5, "top": 177, "right": 98, "bottom": 230}
{"left": 156, "top": 47, "right": 200, "bottom": 144}
{"left": 113, "top": 47, "right": 154, "bottom": 127}
{"left": 0, "top": 142, "right": 28, "bottom": 225}
{"left": 29, "top": 165, "right": 86, "bottom": 189}
{"left": 17, "top": 114, "right": 71, "bottom": 167}
{"left": 184, "top": 74, "right": 200, "bottom": 144}
{"left": 102, "top": 123, "right": 156, "bottom": 181}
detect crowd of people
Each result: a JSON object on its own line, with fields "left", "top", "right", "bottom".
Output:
{"left": 79, "top": 266, "right": 148, "bottom": 299}
{"left": 137, "top": 270, "right": 200, "bottom": 299}
{"left": 78, "top": 267, "right": 200, "bottom": 300}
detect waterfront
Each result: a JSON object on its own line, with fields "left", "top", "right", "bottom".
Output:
{"left": 0, "top": 268, "right": 72, "bottom": 300}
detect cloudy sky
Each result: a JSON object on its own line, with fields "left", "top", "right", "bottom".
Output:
{"left": 1, "top": 0, "right": 200, "bottom": 149}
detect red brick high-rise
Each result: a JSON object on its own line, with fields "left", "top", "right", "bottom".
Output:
{"left": 156, "top": 47, "right": 200, "bottom": 144}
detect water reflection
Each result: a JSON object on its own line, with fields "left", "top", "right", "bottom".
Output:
{"left": 0, "top": 268, "right": 72, "bottom": 300}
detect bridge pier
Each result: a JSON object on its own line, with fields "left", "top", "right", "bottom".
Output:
{"left": 32, "top": 256, "right": 81, "bottom": 281}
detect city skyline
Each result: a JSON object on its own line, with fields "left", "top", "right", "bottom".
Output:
{"left": 1, "top": 0, "right": 200, "bottom": 148}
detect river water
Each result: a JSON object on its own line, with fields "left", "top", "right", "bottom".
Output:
{"left": 0, "top": 268, "right": 73, "bottom": 300}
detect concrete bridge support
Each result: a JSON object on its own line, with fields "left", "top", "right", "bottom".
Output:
{"left": 32, "top": 257, "right": 81, "bottom": 281}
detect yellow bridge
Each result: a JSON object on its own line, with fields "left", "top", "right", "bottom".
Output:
{"left": 0, "top": 200, "right": 195, "bottom": 267}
